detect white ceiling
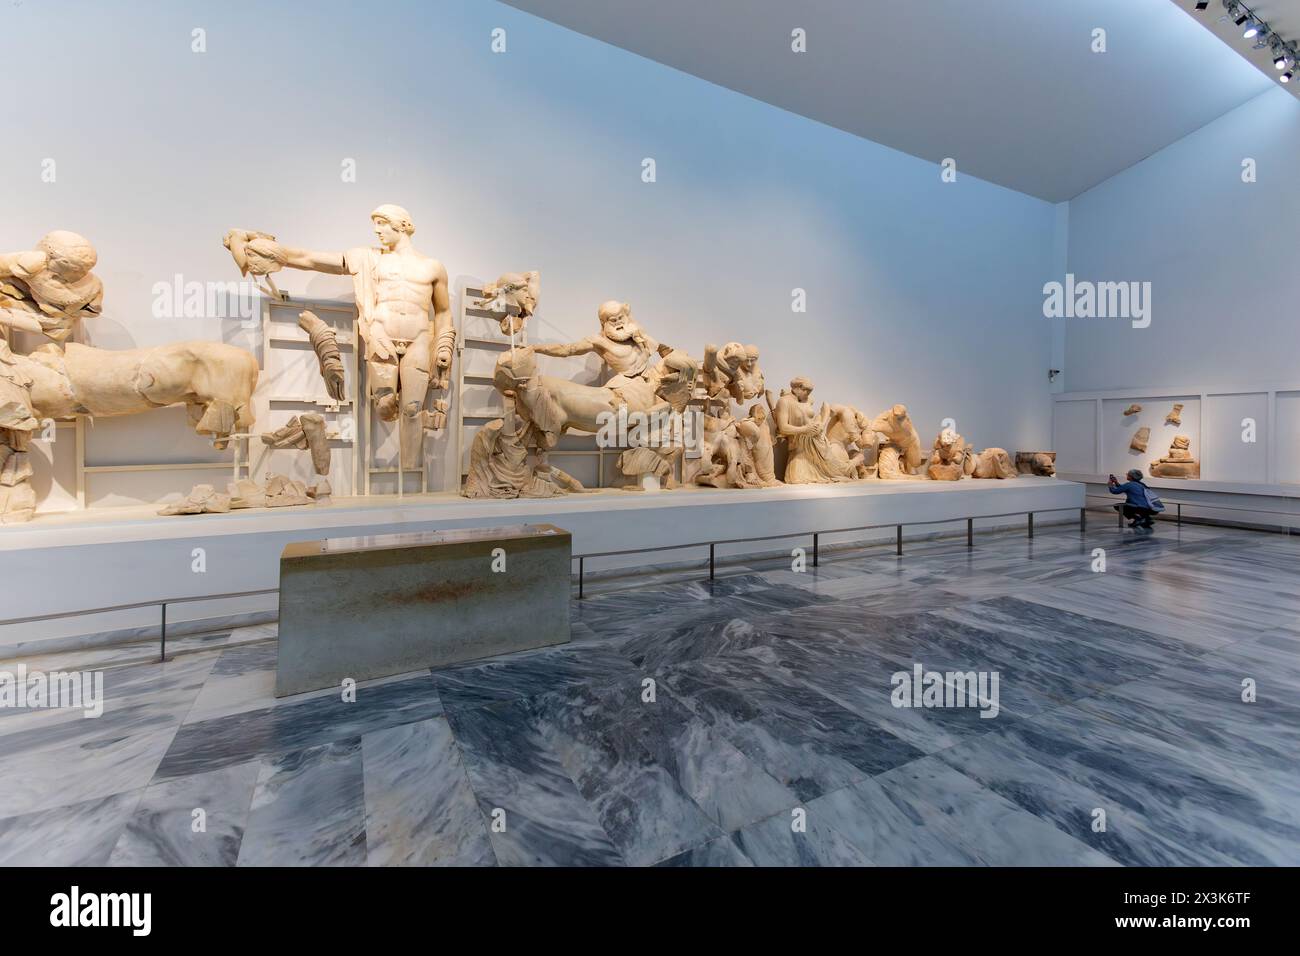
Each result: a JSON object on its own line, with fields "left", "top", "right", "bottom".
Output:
{"left": 503, "top": 0, "right": 1289, "bottom": 201}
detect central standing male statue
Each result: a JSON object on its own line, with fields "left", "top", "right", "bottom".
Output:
{"left": 224, "top": 205, "right": 455, "bottom": 470}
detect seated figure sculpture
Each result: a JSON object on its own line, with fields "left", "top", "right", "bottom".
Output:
{"left": 927, "top": 428, "right": 973, "bottom": 481}
{"left": 775, "top": 378, "right": 856, "bottom": 483}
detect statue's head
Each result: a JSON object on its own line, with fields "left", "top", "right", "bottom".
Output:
{"left": 890, "top": 404, "right": 909, "bottom": 422}
{"left": 790, "top": 376, "right": 813, "bottom": 401}
{"left": 749, "top": 402, "right": 767, "bottom": 423}
{"left": 598, "top": 300, "right": 636, "bottom": 341}
{"left": 38, "top": 231, "right": 97, "bottom": 281}
{"left": 1032, "top": 453, "right": 1056, "bottom": 476}
{"left": 477, "top": 271, "right": 540, "bottom": 335}
{"left": 937, "top": 428, "right": 959, "bottom": 449}
{"left": 370, "top": 204, "right": 415, "bottom": 248}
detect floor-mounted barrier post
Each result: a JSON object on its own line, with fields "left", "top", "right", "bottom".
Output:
{"left": 578, "top": 557, "right": 584, "bottom": 600}
{"left": 812, "top": 533, "right": 819, "bottom": 568}
{"left": 159, "top": 603, "right": 168, "bottom": 662}
{"left": 1080, "top": 507, "right": 1086, "bottom": 532}
{"left": 896, "top": 525, "right": 903, "bottom": 556}
{"left": 1177, "top": 503, "right": 1182, "bottom": 526}
{"left": 709, "top": 543, "right": 715, "bottom": 580}
{"left": 1028, "top": 512, "right": 1034, "bottom": 539}
{"left": 967, "top": 517, "right": 973, "bottom": 548}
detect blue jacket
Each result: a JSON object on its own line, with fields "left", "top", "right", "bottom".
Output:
{"left": 1109, "top": 479, "right": 1162, "bottom": 511}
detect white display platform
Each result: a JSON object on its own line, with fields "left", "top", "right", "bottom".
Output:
{"left": 0, "top": 478, "right": 1082, "bottom": 652}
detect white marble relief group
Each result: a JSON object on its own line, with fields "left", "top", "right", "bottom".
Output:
{"left": 1, "top": 208, "right": 1054, "bottom": 521}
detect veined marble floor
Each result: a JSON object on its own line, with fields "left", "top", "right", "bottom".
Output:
{"left": 1, "top": 516, "right": 1297, "bottom": 866}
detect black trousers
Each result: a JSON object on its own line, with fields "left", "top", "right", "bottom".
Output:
{"left": 1118, "top": 504, "right": 1155, "bottom": 521}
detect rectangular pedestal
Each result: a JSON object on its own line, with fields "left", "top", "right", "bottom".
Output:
{"left": 275, "top": 523, "right": 571, "bottom": 696}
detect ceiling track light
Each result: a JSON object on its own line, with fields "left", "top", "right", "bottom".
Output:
{"left": 1217, "top": 1, "right": 1299, "bottom": 87}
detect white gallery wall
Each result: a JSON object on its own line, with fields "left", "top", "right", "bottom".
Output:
{"left": 1057, "top": 86, "right": 1300, "bottom": 492}
{"left": 1064, "top": 87, "right": 1300, "bottom": 393}
{"left": 2, "top": 0, "right": 1059, "bottom": 509}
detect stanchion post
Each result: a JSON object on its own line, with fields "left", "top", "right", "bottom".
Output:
{"left": 159, "top": 603, "right": 167, "bottom": 663}
{"left": 709, "top": 543, "right": 715, "bottom": 580}
{"left": 813, "top": 532, "right": 819, "bottom": 568}
{"left": 967, "top": 517, "right": 973, "bottom": 548}
{"left": 578, "top": 557, "right": 584, "bottom": 600}
{"left": 896, "top": 525, "right": 903, "bottom": 556}
{"left": 1080, "top": 507, "right": 1086, "bottom": 532}
{"left": 1028, "top": 512, "right": 1034, "bottom": 539}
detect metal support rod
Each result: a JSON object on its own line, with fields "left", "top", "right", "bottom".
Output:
{"left": 967, "top": 517, "right": 973, "bottom": 548}
{"left": 1080, "top": 507, "right": 1086, "bottom": 532}
{"left": 159, "top": 602, "right": 167, "bottom": 663}
{"left": 813, "top": 533, "right": 819, "bottom": 568}
{"left": 578, "top": 557, "right": 584, "bottom": 600}
{"left": 709, "top": 543, "right": 715, "bottom": 580}
{"left": 1177, "top": 503, "right": 1182, "bottom": 526}
{"left": 1028, "top": 512, "right": 1034, "bottom": 539}
{"left": 896, "top": 525, "right": 903, "bottom": 556}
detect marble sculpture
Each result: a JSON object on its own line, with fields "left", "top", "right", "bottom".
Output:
{"left": 6, "top": 220, "right": 1054, "bottom": 518}
{"left": 927, "top": 428, "right": 973, "bottom": 481}
{"left": 969, "top": 447, "right": 1017, "bottom": 479}
{"left": 3, "top": 232, "right": 260, "bottom": 523}
{"left": 1165, "top": 403, "right": 1184, "bottom": 426}
{"left": 1150, "top": 434, "right": 1199, "bottom": 478}
{"left": 224, "top": 204, "right": 455, "bottom": 470}
{"left": 1015, "top": 451, "right": 1057, "bottom": 477}
{"left": 1130, "top": 426, "right": 1151, "bottom": 453}
{"left": 870, "top": 405, "right": 926, "bottom": 480}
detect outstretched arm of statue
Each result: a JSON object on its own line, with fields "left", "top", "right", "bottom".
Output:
{"left": 223, "top": 230, "right": 347, "bottom": 276}
{"left": 531, "top": 337, "right": 598, "bottom": 358}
